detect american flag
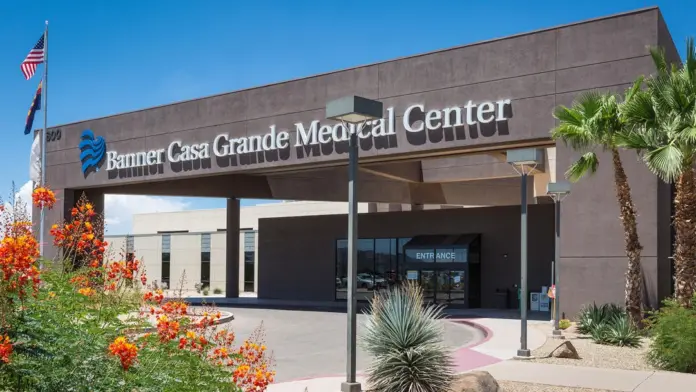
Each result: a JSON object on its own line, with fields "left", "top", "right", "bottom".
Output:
{"left": 21, "top": 35, "right": 45, "bottom": 80}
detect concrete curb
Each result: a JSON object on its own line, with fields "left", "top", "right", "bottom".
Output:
{"left": 449, "top": 319, "right": 494, "bottom": 349}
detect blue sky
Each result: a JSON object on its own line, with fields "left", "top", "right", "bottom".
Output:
{"left": 0, "top": 0, "right": 691, "bottom": 233}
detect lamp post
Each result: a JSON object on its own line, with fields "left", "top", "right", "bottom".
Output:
{"left": 506, "top": 148, "right": 543, "bottom": 358}
{"left": 547, "top": 181, "right": 571, "bottom": 337}
{"left": 326, "top": 95, "right": 383, "bottom": 392}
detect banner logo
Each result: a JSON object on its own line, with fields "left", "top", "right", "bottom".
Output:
{"left": 79, "top": 129, "right": 106, "bottom": 176}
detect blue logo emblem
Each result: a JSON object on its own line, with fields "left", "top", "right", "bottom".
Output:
{"left": 79, "top": 129, "right": 106, "bottom": 176}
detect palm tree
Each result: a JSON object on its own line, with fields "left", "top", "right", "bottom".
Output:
{"left": 619, "top": 38, "right": 696, "bottom": 308}
{"left": 551, "top": 86, "right": 644, "bottom": 327}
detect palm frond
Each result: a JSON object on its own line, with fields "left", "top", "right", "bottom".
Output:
{"left": 685, "top": 37, "right": 696, "bottom": 84}
{"left": 565, "top": 152, "right": 599, "bottom": 182}
{"left": 649, "top": 45, "right": 668, "bottom": 75}
{"left": 644, "top": 143, "right": 683, "bottom": 183}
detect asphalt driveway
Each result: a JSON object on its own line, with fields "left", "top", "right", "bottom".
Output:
{"left": 216, "top": 307, "right": 483, "bottom": 382}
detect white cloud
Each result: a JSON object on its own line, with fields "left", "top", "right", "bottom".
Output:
{"left": 16, "top": 181, "right": 33, "bottom": 208}
{"left": 14, "top": 181, "right": 190, "bottom": 235}
{"left": 104, "top": 194, "right": 189, "bottom": 234}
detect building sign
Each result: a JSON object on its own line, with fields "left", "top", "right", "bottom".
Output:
{"left": 82, "top": 99, "right": 512, "bottom": 176}
{"left": 415, "top": 252, "right": 457, "bottom": 262}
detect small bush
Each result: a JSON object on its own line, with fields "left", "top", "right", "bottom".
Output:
{"left": 577, "top": 302, "right": 624, "bottom": 334}
{"left": 213, "top": 288, "right": 223, "bottom": 294}
{"left": 646, "top": 298, "right": 696, "bottom": 373}
{"left": 360, "top": 281, "right": 454, "bottom": 392}
{"left": 203, "top": 289, "right": 209, "bottom": 296}
{"left": 594, "top": 314, "right": 641, "bottom": 347}
{"left": 559, "top": 319, "right": 571, "bottom": 330}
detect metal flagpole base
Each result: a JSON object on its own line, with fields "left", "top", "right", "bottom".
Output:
{"left": 552, "top": 329, "right": 564, "bottom": 337}
{"left": 341, "top": 382, "right": 362, "bottom": 392}
{"left": 516, "top": 349, "right": 531, "bottom": 358}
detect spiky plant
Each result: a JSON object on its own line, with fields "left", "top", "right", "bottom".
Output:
{"left": 359, "top": 282, "right": 454, "bottom": 392}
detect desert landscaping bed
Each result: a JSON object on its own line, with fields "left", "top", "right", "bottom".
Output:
{"left": 529, "top": 324, "right": 655, "bottom": 372}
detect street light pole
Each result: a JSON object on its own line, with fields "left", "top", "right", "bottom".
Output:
{"left": 519, "top": 172, "right": 530, "bottom": 357}
{"left": 547, "top": 181, "right": 571, "bottom": 338}
{"left": 326, "top": 96, "right": 383, "bottom": 392}
{"left": 553, "top": 197, "right": 561, "bottom": 337}
{"left": 346, "top": 129, "right": 359, "bottom": 388}
{"left": 506, "top": 148, "right": 543, "bottom": 359}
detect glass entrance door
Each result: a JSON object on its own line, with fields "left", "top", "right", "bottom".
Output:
{"left": 449, "top": 270, "right": 466, "bottom": 305}
{"left": 420, "top": 270, "right": 435, "bottom": 303}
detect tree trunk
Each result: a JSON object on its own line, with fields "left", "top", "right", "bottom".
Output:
{"left": 611, "top": 149, "right": 644, "bottom": 327}
{"left": 672, "top": 168, "right": 696, "bottom": 307}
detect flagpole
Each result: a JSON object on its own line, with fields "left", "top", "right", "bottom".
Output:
{"left": 39, "top": 20, "right": 48, "bottom": 256}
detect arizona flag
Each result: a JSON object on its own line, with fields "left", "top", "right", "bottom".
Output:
{"left": 24, "top": 80, "right": 42, "bottom": 135}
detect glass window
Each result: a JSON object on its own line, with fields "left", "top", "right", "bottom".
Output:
{"left": 201, "top": 233, "right": 211, "bottom": 252}
{"left": 201, "top": 262, "right": 210, "bottom": 287}
{"left": 162, "top": 252, "right": 170, "bottom": 262}
{"left": 243, "top": 231, "right": 256, "bottom": 293}
{"left": 162, "top": 262, "right": 170, "bottom": 288}
{"left": 201, "top": 251, "right": 210, "bottom": 262}
{"left": 244, "top": 251, "right": 255, "bottom": 292}
{"left": 375, "top": 238, "right": 396, "bottom": 291}
{"left": 161, "top": 234, "right": 171, "bottom": 252}
{"left": 336, "top": 240, "right": 348, "bottom": 299}
{"left": 244, "top": 231, "right": 255, "bottom": 252}
{"left": 126, "top": 235, "right": 134, "bottom": 254}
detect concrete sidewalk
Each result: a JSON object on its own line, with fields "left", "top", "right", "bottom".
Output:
{"left": 480, "top": 360, "right": 696, "bottom": 391}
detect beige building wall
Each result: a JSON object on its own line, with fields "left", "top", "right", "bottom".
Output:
{"left": 108, "top": 201, "right": 397, "bottom": 294}
{"left": 105, "top": 235, "right": 127, "bottom": 259}
{"left": 210, "top": 232, "right": 226, "bottom": 291}
{"left": 135, "top": 235, "right": 161, "bottom": 287}
{"left": 131, "top": 201, "right": 371, "bottom": 234}
{"left": 169, "top": 234, "right": 200, "bottom": 291}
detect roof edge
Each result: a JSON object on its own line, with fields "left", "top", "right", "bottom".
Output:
{"left": 50, "top": 6, "right": 661, "bottom": 130}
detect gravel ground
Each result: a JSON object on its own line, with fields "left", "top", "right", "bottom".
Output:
{"left": 528, "top": 324, "right": 655, "bottom": 371}
{"left": 499, "top": 381, "right": 620, "bottom": 392}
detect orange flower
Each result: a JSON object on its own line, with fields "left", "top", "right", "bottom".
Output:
{"left": 32, "top": 186, "right": 57, "bottom": 210}
{"left": 156, "top": 315, "right": 180, "bottom": 342}
{"left": 108, "top": 336, "right": 138, "bottom": 370}
{"left": 78, "top": 287, "right": 95, "bottom": 296}
{"left": 0, "top": 336, "right": 12, "bottom": 364}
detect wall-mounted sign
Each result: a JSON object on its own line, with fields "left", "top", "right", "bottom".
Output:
{"left": 81, "top": 98, "right": 512, "bottom": 176}
{"left": 406, "top": 270, "right": 419, "bottom": 280}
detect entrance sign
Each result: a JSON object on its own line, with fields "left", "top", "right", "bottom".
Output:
{"left": 88, "top": 98, "right": 512, "bottom": 175}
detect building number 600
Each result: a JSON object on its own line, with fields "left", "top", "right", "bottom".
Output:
{"left": 46, "top": 129, "right": 62, "bottom": 142}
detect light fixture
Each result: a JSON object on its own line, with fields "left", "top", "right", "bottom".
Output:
{"left": 326, "top": 95, "right": 384, "bottom": 124}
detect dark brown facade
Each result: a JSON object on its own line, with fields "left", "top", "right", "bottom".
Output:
{"left": 258, "top": 206, "right": 555, "bottom": 307}
{"left": 37, "top": 7, "right": 679, "bottom": 317}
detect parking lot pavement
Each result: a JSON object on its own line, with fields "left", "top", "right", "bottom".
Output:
{"left": 216, "top": 307, "right": 483, "bottom": 382}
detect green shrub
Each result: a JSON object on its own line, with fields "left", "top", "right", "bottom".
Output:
{"left": 213, "top": 288, "right": 223, "bottom": 294}
{"left": 360, "top": 281, "right": 454, "bottom": 392}
{"left": 1, "top": 270, "right": 236, "bottom": 392}
{"left": 646, "top": 299, "right": 696, "bottom": 373}
{"left": 593, "top": 314, "right": 641, "bottom": 347}
{"left": 577, "top": 302, "right": 624, "bottom": 334}
{"left": 203, "top": 289, "right": 209, "bottom": 296}
{"left": 559, "top": 319, "right": 571, "bottom": 330}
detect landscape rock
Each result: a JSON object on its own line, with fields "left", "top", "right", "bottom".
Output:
{"left": 550, "top": 340, "right": 580, "bottom": 359}
{"left": 453, "top": 371, "right": 500, "bottom": 392}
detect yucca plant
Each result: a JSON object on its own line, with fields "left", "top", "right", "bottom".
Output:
{"left": 603, "top": 314, "right": 642, "bottom": 347}
{"left": 360, "top": 282, "right": 454, "bottom": 392}
{"left": 577, "top": 303, "right": 625, "bottom": 334}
